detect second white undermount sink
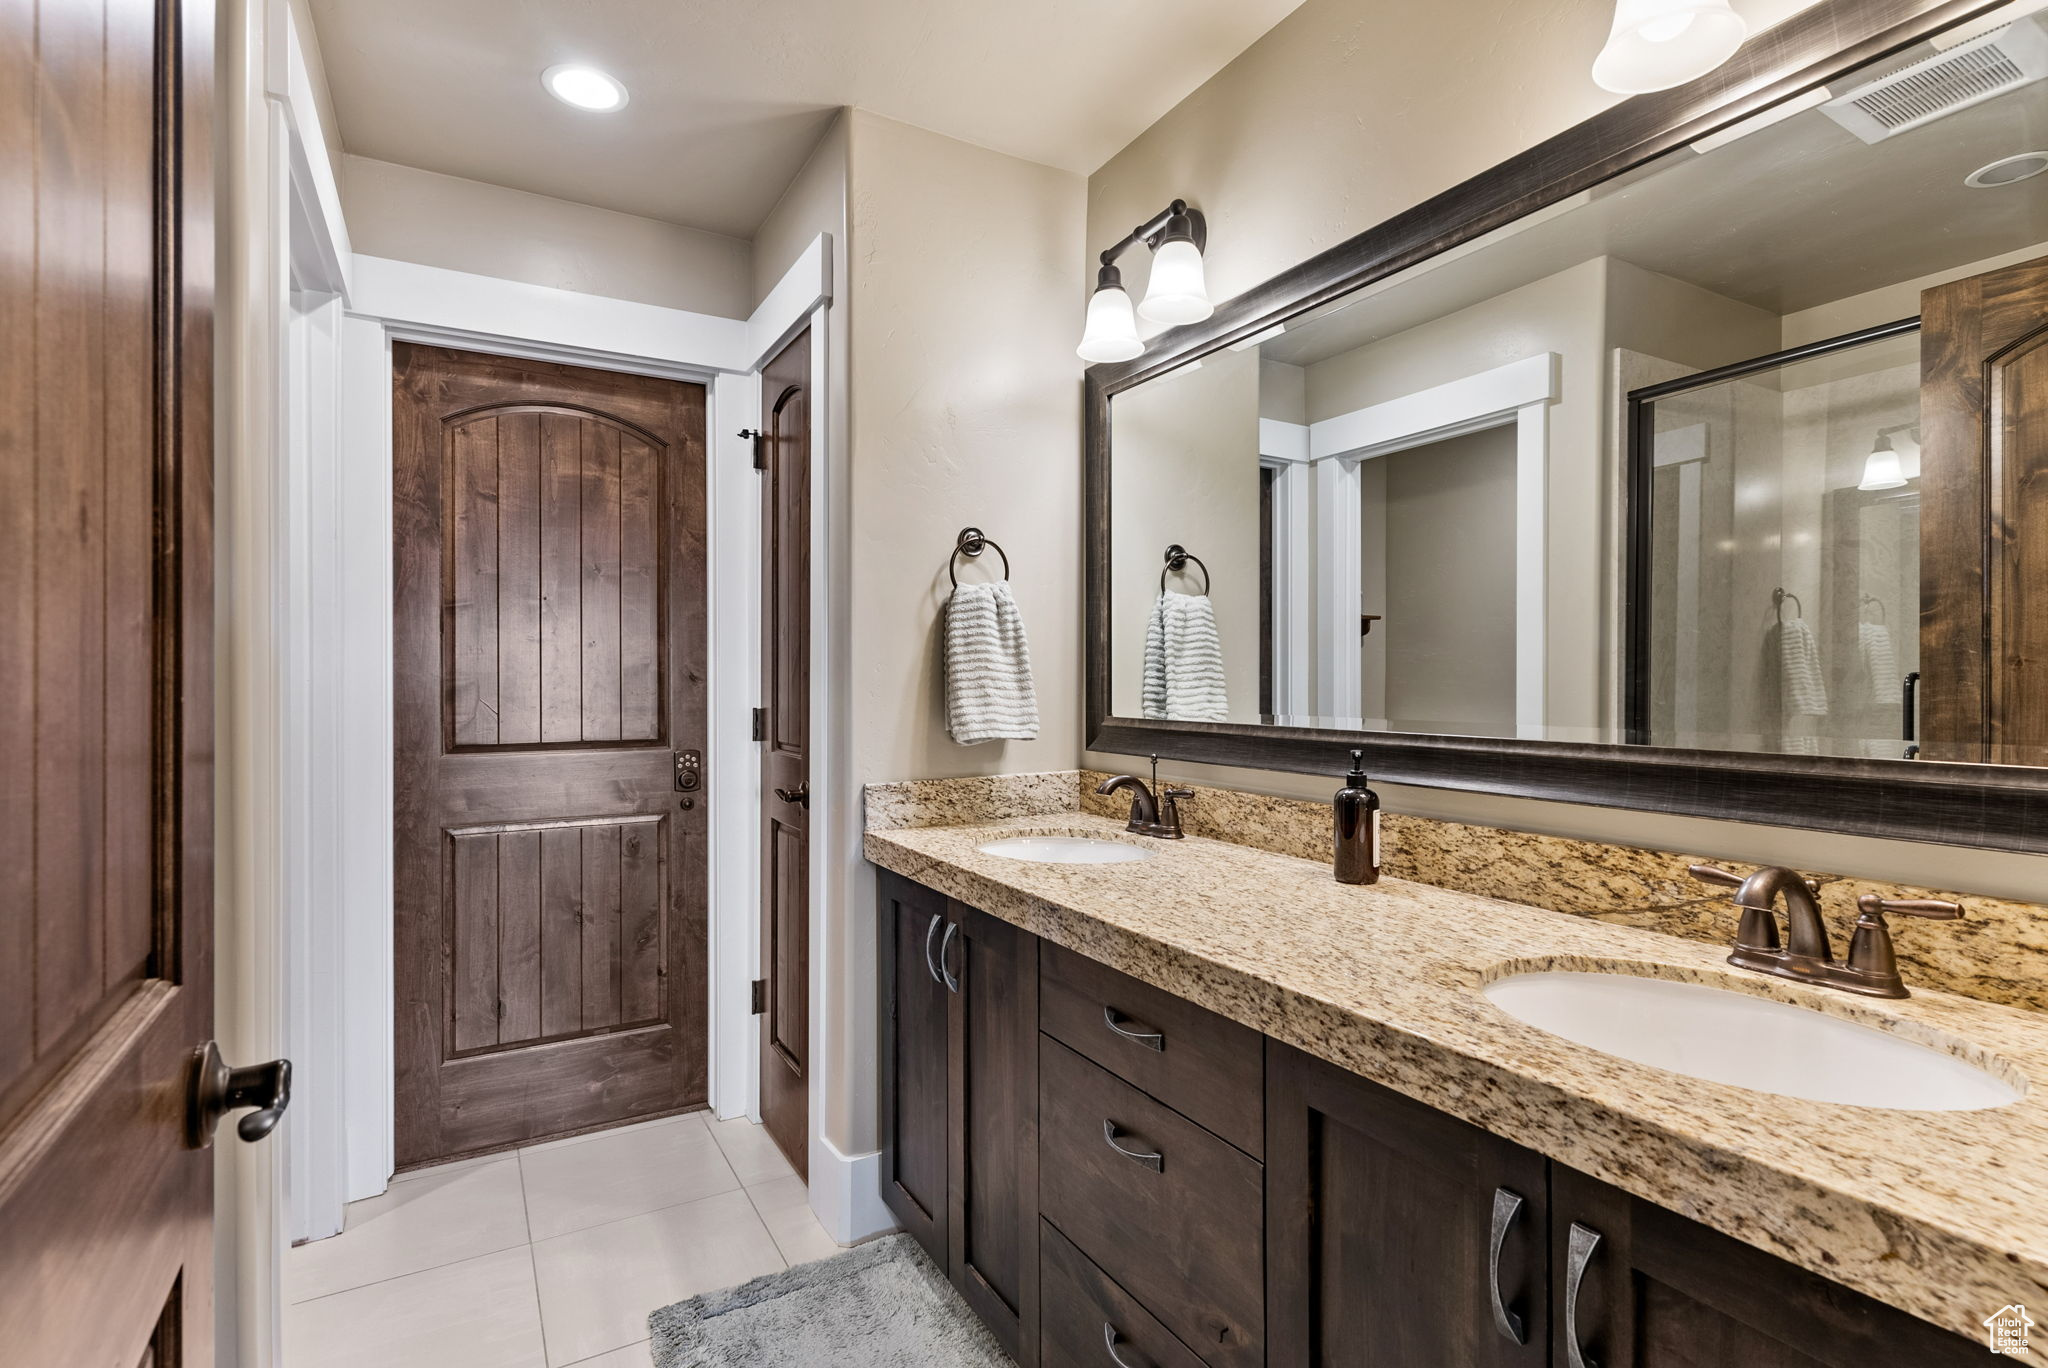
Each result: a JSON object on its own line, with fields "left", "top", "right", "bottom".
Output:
{"left": 975, "top": 835, "right": 1153, "bottom": 865}
{"left": 1483, "top": 970, "right": 2020, "bottom": 1112}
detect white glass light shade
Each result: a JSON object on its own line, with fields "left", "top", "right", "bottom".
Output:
{"left": 1138, "top": 239, "right": 1213, "bottom": 325}
{"left": 1592, "top": 0, "right": 1747, "bottom": 93}
{"left": 1077, "top": 285, "right": 1142, "bottom": 363}
{"left": 1859, "top": 446, "right": 1907, "bottom": 491}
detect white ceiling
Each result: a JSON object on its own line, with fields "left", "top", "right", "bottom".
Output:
{"left": 307, "top": 0, "right": 1308, "bottom": 239}
{"left": 1265, "top": 30, "right": 2048, "bottom": 367}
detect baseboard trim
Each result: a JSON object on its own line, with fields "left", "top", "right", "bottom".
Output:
{"left": 807, "top": 1133, "right": 898, "bottom": 1246}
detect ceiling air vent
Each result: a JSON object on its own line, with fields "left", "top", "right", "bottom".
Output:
{"left": 1821, "top": 18, "right": 2048, "bottom": 144}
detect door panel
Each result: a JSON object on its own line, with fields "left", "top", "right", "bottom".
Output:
{"left": 1919, "top": 254, "right": 2048, "bottom": 764}
{"left": 759, "top": 326, "right": 812, "bottom": 1178}
{"left": 1550, "top": 1166, "right": 1978, "bottom": 1368}
{"left": 880, "top": 871, "right": 950, "bottom": 1264}
{"left": 0, "top": 0, "right": 216, "bottom": 1362}
{"left": 396, "top": 345, "right": 708, "bottom": 1166}
{"left": 1267, "top": 1043, "right": 1547, "bottom": 1368}
{"left": 951, "top": 905, "right": 1039, "bottom": 1365}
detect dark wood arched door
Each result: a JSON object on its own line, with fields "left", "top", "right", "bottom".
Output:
{"left": 392, "top": 345, "right": 709, "bottom": 1166}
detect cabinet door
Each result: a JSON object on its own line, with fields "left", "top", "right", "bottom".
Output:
{"left": 878, "top": 871, "right": 949, "bottom": 1265}
{"left": 948, "top": 902, "right": 1040, "bottom": 1365}
{"left": 1266, "top": 1043, "right": 1549, "bottom": 1368}
{"left": 1550, "top": 1166, "right": 1980, "bottom": 1368}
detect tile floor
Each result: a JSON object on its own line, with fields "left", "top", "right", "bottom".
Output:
{"left": 283, "top": 1111, "right": 838, "bottom": 1368}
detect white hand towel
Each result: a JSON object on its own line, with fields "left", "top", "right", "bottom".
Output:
{"left": 1777, "top": 616, "right": 1828, "bottom": 719}
{"left": 1142, "top": 591, "right": 1229, "bottom": 722}
{"left": 1858, "top": 621, "right": 1897, "bottom": 710}
{"left": 944, "top": 580, "right": 1039, "bottom": 744}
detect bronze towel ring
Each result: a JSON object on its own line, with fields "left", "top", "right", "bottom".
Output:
{"left": 1160, "top": 544, "right": 1210, "bottom": 595}
{"left": 949, "top": 526, "right": 1011, "bottom": 586}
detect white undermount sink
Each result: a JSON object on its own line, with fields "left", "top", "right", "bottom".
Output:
{"left": 1483, "top": 970, "right": 2021, "bottom": 1112}
{"left": 975, "top": 835, "right": 1153, "bottom": 865}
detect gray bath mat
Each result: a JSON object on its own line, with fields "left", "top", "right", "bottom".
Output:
{"left": 647, "top": 1232, "right": 1013, "bottom": 1368}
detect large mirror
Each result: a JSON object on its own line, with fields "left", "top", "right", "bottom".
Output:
{"left": 1100, "top": 4, "right": 2048, "bottom": 799}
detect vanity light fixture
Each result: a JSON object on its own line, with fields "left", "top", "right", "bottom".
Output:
{"left": 543, "top": 63, "right": 629, "bottom": 112}
{"left": 1592, "top": 0, "right": 1748, "bottom": 93}
{"left": 1858, "top": 426, "right": 1919, "bottom": 491}
{"left": 1078, "top": 199, "right": 1211, "bottom": 362}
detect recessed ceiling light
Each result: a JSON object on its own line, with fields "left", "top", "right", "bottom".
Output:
{"left": 542, "top": 64, "right": 628, "bottom": 112}
{"left": 1966, "top": 151, "right": 2048, "bottom": 187}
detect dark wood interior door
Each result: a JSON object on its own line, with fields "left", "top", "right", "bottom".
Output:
{"left": 759, "top": 327, "right": 812, "bottom": 1178}
{"left": 1920, "top": 253, "right": 2048, "bottom": 765}
{"left": 393, "top": 345, "right": 709, "bottom": 1167}
{"left": 0, "top": 0, "right": 218, "bottom": 1360}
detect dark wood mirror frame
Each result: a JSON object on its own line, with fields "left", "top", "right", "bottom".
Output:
{"left": 1084, "top": 0, "right": 2048, "bottom": 854}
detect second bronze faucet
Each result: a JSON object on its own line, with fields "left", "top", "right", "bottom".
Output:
{"left": 1687, "top": 863, "right": 1961, "bottom": 999}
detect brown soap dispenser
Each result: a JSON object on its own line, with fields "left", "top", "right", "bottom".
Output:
{"left": 1333, "top": 749, "right": 1381, "bottom": 885}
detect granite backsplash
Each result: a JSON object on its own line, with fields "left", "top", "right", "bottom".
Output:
{"left": 864, "top": 769, "right": 2048, "bottom": 1014}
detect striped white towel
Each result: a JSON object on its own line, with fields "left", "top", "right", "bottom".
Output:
{"left": 1777, "top": 616, "right": 1828, "bottom": 719}
{"left": 944, "top": 581, "right": 1039, "bottom": 744}
{"left": 1142, "top": 591, "right": 1229, "bottom": 722}
{"left": 1859, "top": 621, "right": 1897, "bottom": 709}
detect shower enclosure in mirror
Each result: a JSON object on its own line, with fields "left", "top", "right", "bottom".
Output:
{"left": 1086, "top": 0, "right": 2048, "bottom": 850}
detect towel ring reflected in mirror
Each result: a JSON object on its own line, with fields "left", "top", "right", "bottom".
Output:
{"left": 1160, "top": 544, "right": 1210, "bottom": 595}
{"left": 949, "top": 526, "right": 1011, "bottom": 586}
{"left": 1773, "top": 587, "right": 1804, "bottom": 622}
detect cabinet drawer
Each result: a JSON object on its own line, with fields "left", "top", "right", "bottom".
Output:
{"left": 1039, "top": 1038, "right": 1263, "bottom": 1368}
{"left": 1039, "top": 941, "right": 1264, "bottom": 1158}
{"left": 1040, "top": 1219, "right": 1206, "bottom": 1368}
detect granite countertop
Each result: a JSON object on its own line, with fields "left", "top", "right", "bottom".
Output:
{"left": 865, "top": 812, "right": 2048, "bottom": 1352}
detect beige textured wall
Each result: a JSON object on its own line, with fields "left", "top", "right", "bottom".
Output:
{"left": 1306, "top": 258, "right": 1608, "bottom": 726}
{"left": 1109, "top": 347, "right": 1263, "bottom": 722}
{"left": 1081, "top": 0, "right": 2048, "bottom": 901}
{"left": 340, "top": 155, "right": 753, "bottom": 317}
{"left": 1087, "top": 0, "right": 1827, "bottom": 317}
{"left": 832, "top": 111, "right": 1087, "bottom": 1152}
{"left": 751, "top": 115, "right": 849, "bottom": 311}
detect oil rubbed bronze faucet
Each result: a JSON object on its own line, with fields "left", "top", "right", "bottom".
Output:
{"left": 1687, "top": 863, "right": 1962, "bottom": 998}
{"left": 1095, "top": 755, "right": 1193, "bottom": 840}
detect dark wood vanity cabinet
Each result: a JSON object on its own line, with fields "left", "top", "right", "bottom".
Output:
{"left": 1548, "top": 1167, "right": 1980, "bottom": 1368}
{"left": 877, "top": 871, "right": 1983, "bottom": 1368}
{"left": 1265, "top": 1043, "right": 1980, "bottom": 1368}
{"left": 1265, "top": 1044, "right": 1550, "bottom": 1368}
{"left": 876, "top": 871, "right": 1039, "bottom": 1363}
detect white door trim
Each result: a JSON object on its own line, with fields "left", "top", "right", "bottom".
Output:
{"left": 319, "top": 241, "right": 831, "bottom": 1207}
{"left": 1257, "top": 419, "right": 1312, "bottom": 719}
{"left": 1309, "top": 353, "right": 1557, "bottom": 730}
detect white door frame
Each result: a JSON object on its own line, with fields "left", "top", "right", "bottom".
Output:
{"left": 292, "top": 241, "right": 829, "bottom": 1224}
{"left": 1257, "top": 420, "right": 1312, "bottom": 719}
{"left": 1309, "top": 353, "right": 1556, "bottom": 733}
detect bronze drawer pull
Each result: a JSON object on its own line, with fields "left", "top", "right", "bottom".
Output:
{"left": 1103, "top": 1323, "right": 1143, "bottom": 1368}
{"left": 1565, "top": 1221, "right": 1602, "bottom": 1368}
{"left": 1102, "top": 1119, "right": 1163, "bottom": 1172}
{"left": 1488, "top": 1187, "right": 1527, "bottom": 1345}
{"left": 1102, "top": 1006, "right": 1164, "bottom": 1051}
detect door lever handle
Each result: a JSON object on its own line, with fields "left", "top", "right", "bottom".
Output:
{"left": 774, "top": 782, "right": 809, "bottom": 808}
{"left": 189, "top": 1041, "right": 292, "bottom": 1148}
